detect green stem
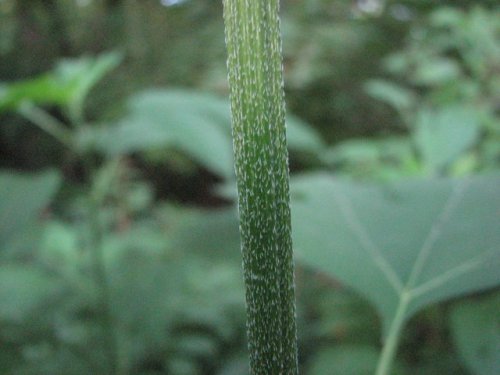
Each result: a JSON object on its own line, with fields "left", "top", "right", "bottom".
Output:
{"left": 223, "top": 1, "right": 298, "bottom": 374}
{"left": 375, "top": 291, "right": 410, "bottom": 375}
{"left": 84, "top": 158, "right": 123, "bottom": 375}
{"left": 17, "top": 102, "right": 74, "bottom": 148}
{"left": 17, "top": 84, "right": 122, "bottom": 375}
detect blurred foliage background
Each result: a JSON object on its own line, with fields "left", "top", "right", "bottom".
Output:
{"left": 0, "top": 0, "right": 499, "bottom": 374}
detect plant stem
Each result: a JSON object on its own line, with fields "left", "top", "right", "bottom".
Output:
{"left": 223, "top": 1, "right": 298, "bottom": 374}
{"left": 84, "top": 157, "right": 123, "bottom": 375}
{"left": 17, "top": 79, "right": 122, "bottom": 374}
{"left": 17, "top": 102, "right": 74, "bottom": 148}
{"left": 375, "top": 291, "right": 410, "bottom": 375}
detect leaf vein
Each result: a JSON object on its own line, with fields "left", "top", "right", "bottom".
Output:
{"left": 406, "top": 178, "right": 470, "bottom": 290}
{"left": 334, "top": 186, "right": 404, "bottom": 294}
{"left": 409, "top": 247, "right": 499, "bottom": 300}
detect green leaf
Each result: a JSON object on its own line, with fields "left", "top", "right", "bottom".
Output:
{"left": 168, "top": 207, "right": 241, "bottom": 261}
{"left": 0, "top": 170, "right": 61, "bottom": 248}
{"left": 450, "top": 291, "right": 500, "bottom": 375}
{"left": 217, "top": 352, "right": 249, "bottom": 375}
{"left": 174, "top": 334, "right": 219, "bottom": 359}
{"left": 39, "top": 221, "right": 81, "bottom": 275}
{"left": 0, "top": 52, "right": 120, "bottom": 114}
{"left": 0, "top": 74, "right": 73, "bottom": 113}
{"left": 414, "top": 106, "right": 480, "bottom": 173}
{"left": 54, "top": 52, "right": 122, "bottom": 103}
{"left": 364, "top": 80, "right": 416, "bottom": 112}
{"left": 429, "top": 7, "right": 463, "bottom": 27}
{"left": 307, "top": 345, "right": 381, "bottom": 375}
{"left": 322, "top": 139, "right": 380, "bottom": 166}
{"left": 284, "top": 113, "right": 325, "bottom": 155}
{"left": 99, "top": 89, "right": 235, "bottom": 178}
{"left": 313, "top": 289, "right": 379, "bottom": 342}
{"left": 412, "top": 58, "right": 461, "bottom": 85}
{"left": 99, "top": 211, "right": 244, "bottom": 365}
{"left": 320, "top": 137, "right": 418, "bottom": 182}
{"left": 54, "top": 51, "right": 122, "bottom": 118}
{"left": 291, "top": 173, "right": 500, "bottom": 336}
{"left": 95, "top": 89, "right": 321, "bottom": 178}
{"left": 0, "top": 265, "right": 63, "bottom": 323}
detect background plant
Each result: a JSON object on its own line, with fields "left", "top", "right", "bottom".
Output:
{"left": 0, "top": 1, "right": 499, "bottom": 375}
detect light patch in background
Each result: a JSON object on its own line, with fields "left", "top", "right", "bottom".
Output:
{"left": 389, "top": 4, "right": 413, "bottom": 21}
{"left": 75, "top": 0, "right": 92, "bottom": 7}
{"left": 357, "top": 0, "right": 384, "bottom": 15}
{"left": 160, "top": 0, "right": 187, "bottom": 7}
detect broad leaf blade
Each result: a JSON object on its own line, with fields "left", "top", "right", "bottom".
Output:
{"left": 291, "top": 173, "right": 500, "bottom": 335}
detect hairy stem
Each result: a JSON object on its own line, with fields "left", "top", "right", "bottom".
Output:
{"left": 223, "top": 1, "right": 298, "bottom": 374}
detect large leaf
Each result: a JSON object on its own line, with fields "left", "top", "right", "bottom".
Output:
{"left": 450, "top": 291, "right": 500, "bottom": 375}
{"left": 0, "top": 170, "right": 61, "bottom": 248}
{"left": 291, "top": 173, "right": 500, "bottom": 336}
